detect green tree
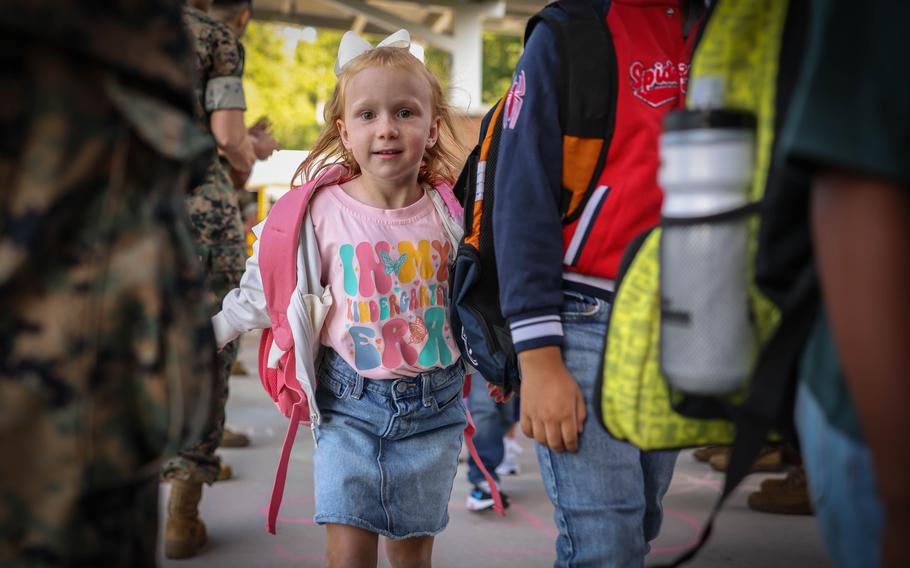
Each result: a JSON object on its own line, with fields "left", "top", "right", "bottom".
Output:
{"left": 482, "top": 31, "right": 523, "bottom": 104}
{"left": 242, "top": 23, "right": 521, "bottom": 150}
{"left": 243, "top": 22, "right": 340, "bottom": 150}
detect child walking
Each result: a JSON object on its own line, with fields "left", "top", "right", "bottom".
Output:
{"left": 212, "top": 30, "right": 468, "bottom": 568}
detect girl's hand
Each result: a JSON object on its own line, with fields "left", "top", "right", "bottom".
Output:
{"left": 487, "top": 383, "right": 514, "bottom": 403}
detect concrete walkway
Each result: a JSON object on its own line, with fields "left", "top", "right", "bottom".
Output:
{"left": 159, "top": 331, "right": 831, "bottom": 567}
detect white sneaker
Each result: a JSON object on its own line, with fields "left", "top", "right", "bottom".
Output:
{"left": 504, "top": 436, "right": 523, "bottom": 456}
{"left": 495, "top": 437, "right": 522, "bottom": 476}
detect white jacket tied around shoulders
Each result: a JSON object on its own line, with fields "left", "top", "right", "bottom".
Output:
{"left": 210, "top": 187, "right": 464, "bottom": 426}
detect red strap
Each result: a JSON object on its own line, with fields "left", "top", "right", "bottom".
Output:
{"left": 462, "top": 374, "right": 505, "bottom": 516}
{"left": 266, "top": 403, "right": 302, "bottom": 534}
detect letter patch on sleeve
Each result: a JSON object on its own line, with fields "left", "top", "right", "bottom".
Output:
{"left": 504, "top": 70, "right": 526, "bottom": 130}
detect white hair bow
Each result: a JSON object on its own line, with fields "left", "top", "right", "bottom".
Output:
{"left": 334, "top": 29, "right": 426, "bottom": 76}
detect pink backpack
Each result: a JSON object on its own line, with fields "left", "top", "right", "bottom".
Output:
{"left": 255, "top": 166, "right": 502, "bottom": 534}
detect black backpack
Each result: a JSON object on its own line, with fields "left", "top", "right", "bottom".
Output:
{"left": 448, "top": 0, "right": 617, "bottom": 394}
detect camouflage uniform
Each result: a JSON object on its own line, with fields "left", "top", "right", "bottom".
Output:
{"left": 0, "top": 2, "right": 215, "bottom": 566}
{"left": 160, "top": 6, "right": 249, "bottom": 485}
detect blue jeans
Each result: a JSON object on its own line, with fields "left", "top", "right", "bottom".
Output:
{"left": 534, "top": 292, "right": 678, "bottom": 567}
{"left": 795, "top": 382, "right": 883, "bottom": 568}
{"left": 466, "top": 374, "right": 516, "bottom": 485}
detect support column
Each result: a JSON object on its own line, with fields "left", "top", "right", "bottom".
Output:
{"left": 449, "top": 1, "right": 504, "bottom": 115}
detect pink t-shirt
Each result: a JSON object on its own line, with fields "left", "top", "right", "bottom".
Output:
{"left": 310, "top": 184, "right": 460, "bottom": 379}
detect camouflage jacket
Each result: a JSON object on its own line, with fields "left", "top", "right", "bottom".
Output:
{"left": 0, "top": 1, "right": 197, "bottom": 110}
{"left": 182, "top": 6, "right": 247, "bottom": 133}
{"left": 182, "top": 6, "right": 249, "bottom": 275}
{"left": 0, "top": 2, "right": 217, "bottom": 562}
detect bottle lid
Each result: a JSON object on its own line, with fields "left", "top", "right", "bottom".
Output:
{"left": 663, "top": 108, "right": 756, "bottom": 132}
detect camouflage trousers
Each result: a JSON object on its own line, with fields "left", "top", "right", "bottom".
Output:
{"left": 160, "top": 154, "right": 248, "bottom": 484}
{"left": 161, "top": 263, "right": 244, "bottom": 485}
{"left": 0, "top": 45, "right": 215, "bottom": 566}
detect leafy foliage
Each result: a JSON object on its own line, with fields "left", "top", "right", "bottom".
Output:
{"left": 243, "top": 22, "right": 523, "bottom": 150}
{"left": 243, "top": 23, "right": 339, "bottom": 150}
{"left": 482, "top": 31, "right": 523, "bottom": 103}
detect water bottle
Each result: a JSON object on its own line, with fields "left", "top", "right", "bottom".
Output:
{"left": 657, "top": 107, "right": 757, "bottom": 395}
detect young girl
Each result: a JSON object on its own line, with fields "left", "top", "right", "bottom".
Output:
{"left": 212, "top": 30, "right": 467, "bottom": 568}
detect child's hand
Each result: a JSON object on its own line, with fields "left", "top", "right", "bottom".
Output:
{"left": 517, "top": 346, "right": 585, "bottom": 453}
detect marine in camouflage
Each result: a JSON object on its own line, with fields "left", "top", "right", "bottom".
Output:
{"left": 0, "top": 1, "right": 216, "bottom": 565}
{"left": 160, "top": 5, "right": 249, "bottom": 486}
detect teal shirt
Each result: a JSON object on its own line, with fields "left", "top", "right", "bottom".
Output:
{"left": 781, "top": 0, "right": 910, "bottom": 184}
{"left": 780, "top": 0, "right": 910, "bottom": 441}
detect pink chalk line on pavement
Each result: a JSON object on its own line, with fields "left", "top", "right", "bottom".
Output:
{"left": 649, "top": 508, "right": 704, "bottom": 555}
{"left": 509, "top": 503, "right": 560, "bottom": 538}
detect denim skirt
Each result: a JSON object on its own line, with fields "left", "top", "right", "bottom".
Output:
{"left": 312, "top": 348, "right": 467, "bottom": 539}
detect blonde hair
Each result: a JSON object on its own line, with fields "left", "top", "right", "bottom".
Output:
{"left": 295, "top": 46, "right": 465, "bottom": 187}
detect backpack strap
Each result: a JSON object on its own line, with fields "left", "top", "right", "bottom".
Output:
{"left": 463, "top": 374, "right": 506, "bottom": 516}
{"left": 259, "top": 164, "right": 346, "bottom": 349}
{"left": 431, "top": 179, "right": 464, "bottom": 221}
{"left": 463, "top": 99, "right": 508, "bottom": 252}
{"left": 526, "top": 0, "right": 617, "bottom": 223}
{"left": 265, "top": 347, "right": 302, "bottom": 534}
{"left": 257, "top": 163, "right": 347, "bottom": 535}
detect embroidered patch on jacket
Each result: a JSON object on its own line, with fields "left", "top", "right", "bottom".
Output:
{"left": 504, "top": 70, "right": 526, "bottom": 129}
{"left": 629, "top": 60, "right": 689, "bottom": 108}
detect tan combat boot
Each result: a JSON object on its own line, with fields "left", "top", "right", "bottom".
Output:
{"left": 221, "top": 427, "right": 250, "bottom": 448}
{"left": 692, "top": 445, "right": 729, "bottom": 463}
{"left": 165, "top": 480, "right": 207, "bottom": 559}
{"left": 748, "top": 466, "right": 813, "bottom": 515}
{"left": 217, "top": 460, "right": 233, "bottom": 482}
{"left": 231, "top": 360, "right": 249, "bottom": 376}
{"left": 708, "top": 446, "right": 783, "bottom": 473}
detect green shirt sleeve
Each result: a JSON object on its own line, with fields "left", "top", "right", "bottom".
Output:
{"left": 780, "top": 0, "right": 910, "bottom": 184}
